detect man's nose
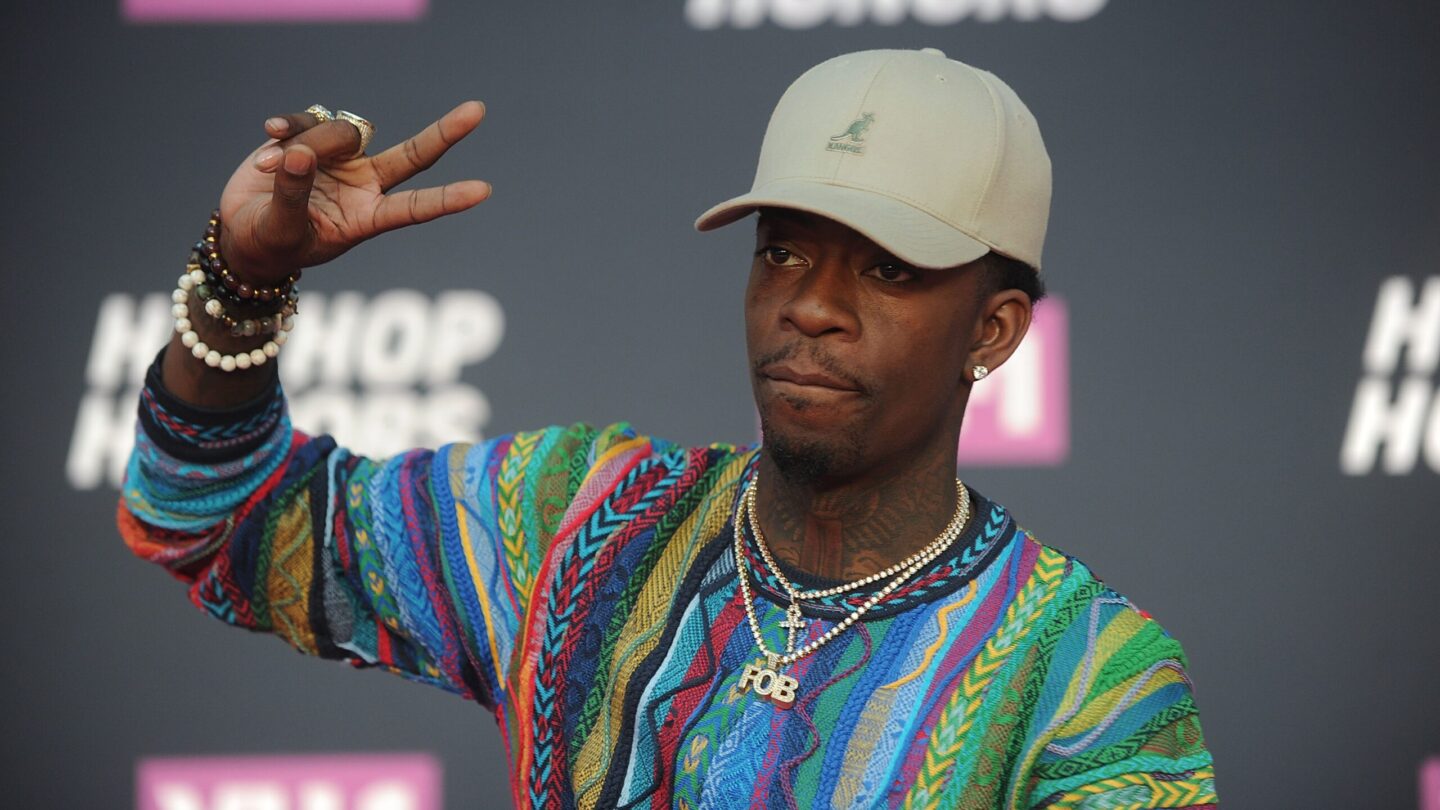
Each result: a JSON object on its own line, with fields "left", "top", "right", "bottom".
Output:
{"left": 777, "top": 262, "right": 860, "bottom": 338}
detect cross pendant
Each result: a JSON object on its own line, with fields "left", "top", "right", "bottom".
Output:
{"left": 780, "top": 602, "right": 807, "bottom": 653}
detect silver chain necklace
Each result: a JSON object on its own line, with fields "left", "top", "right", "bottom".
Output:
{"left": 732, "top": 473, "right": 971, "bottom": 707}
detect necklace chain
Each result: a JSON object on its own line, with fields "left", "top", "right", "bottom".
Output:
{"left": 732, "top": 473, "right": 971, "bottom": 669}
{"left": 745, "top": 474, "right": 970, "bottom": 600}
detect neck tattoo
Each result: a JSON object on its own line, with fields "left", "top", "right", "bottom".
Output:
{"left": 732, "top": 472, "right": 972, "bottom": 708}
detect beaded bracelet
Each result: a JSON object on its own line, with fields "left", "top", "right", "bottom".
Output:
{"left": 172, "top": 270, "right": 293, "bottom": 372}
{"left": 170, "top": 212, "right": 298, "bottom": 372}
{"left": 183, "top": 260, "right": 298, "bottom": 337}
{"left": 195, "top": 210, "right": 301, "bottom": 305}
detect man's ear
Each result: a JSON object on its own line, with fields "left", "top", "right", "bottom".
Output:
{"left": 966, "top": 288, "right": 1033, "bottom": 381}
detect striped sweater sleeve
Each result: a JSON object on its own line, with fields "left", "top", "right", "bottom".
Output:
{"left": 1019, "top": 574, "right": 1218, "bottom": 808}
{"left": 117, "top": 351, "right": 652, "bottom": 710}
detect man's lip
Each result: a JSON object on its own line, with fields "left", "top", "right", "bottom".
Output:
{"left": 761, "top": 364, "right": 860, "bottom": 392}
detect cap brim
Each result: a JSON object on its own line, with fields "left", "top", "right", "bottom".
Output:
{"left": 694, "top": 179, "right": 992, "bottom": 270}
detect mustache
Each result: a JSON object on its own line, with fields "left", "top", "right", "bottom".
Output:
{"left": 752, "top": 343, "right": 869, "bottom": 394}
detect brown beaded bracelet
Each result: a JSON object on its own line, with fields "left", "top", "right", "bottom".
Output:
{"left": 195, "top": 210, "right": 301, "bottom": 305}
{"left": 183, "top": 262, "right": 299, "bottom": 337}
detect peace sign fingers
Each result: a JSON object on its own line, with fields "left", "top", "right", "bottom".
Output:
{"left": 370, "top": 100, "right": 486, "bottom": 193}
{"left": 370, "top": 179, "right": 492, "bottom": 237}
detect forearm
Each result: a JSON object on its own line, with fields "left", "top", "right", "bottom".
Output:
{"left": 160, "top": 321, "right": 279, "bottom": 407}
{"left": 120, "top": 100, "right": 499, "bottom": 700}
{"left": 120, "top": 360, "right": 489, "bottom": 700}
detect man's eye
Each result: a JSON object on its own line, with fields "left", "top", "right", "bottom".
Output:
{"left": 758, "top": 247, "right": 798, "bottom": 266}
{"left": 868, "top": 264, "right": 915, "bottom": 283}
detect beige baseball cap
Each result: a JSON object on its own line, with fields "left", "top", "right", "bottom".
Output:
{"left": 696, "top": 48, "right": 1052, "bottom": 271}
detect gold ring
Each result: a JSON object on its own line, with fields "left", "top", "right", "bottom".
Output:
{"left": 335, "top": 110, "right": 376, "bottom": 156}
{"left": 305, "top": 104, "right": 334, "bottom": 123}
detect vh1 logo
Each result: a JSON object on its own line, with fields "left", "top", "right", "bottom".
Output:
{"left": 136, "top": 754, "right": 441, "bottom": 810}
{"left": 122, "top": 0, "right": 426, "bottom": 23}
{"left": 958, "top": 299, "right": 1069, "bottom": 466}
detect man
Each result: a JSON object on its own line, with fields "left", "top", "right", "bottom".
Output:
{"left": 121, "top": 49, "right": 1217, "bottom": 808}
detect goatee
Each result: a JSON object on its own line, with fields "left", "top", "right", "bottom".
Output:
{"left": 760, "top": 415, "right": 863, "bottom": 486}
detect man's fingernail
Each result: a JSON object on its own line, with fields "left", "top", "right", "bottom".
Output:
{"left": 283, "top": 149, "right": 312, "bottom": 174}
{"left": 254, "top": 146, "right": 282, "bottom": 170}
{"left": 266, "top": 117, "right": 289, "bottom": 134}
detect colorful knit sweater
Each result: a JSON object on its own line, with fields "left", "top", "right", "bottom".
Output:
{"left": 119, "top": 360, "right": 1217, "bottom": 809}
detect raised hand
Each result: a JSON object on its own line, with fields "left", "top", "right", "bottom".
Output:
{"left": 216, "top": 101, "right": 490, "bottom": 285}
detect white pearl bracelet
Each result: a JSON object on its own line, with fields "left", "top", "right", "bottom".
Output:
{"left": 171, "top": 268, "right": 295, "bottom": 372}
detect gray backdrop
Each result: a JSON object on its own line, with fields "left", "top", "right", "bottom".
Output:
{"left": 3, "top": 0, "right": 1438, "bottom": 807}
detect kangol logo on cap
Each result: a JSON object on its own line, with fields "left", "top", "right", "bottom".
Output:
{"left": 827, "top": 113, "right": 874, "bottom": 155}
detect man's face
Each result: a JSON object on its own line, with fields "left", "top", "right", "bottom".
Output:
{"left": 745, "top": 210, "right": 992, "bottom": 484}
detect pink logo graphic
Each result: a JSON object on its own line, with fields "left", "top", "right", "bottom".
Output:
{"left": 1423, "top": 756, "right": 1440, "bottom": 810}
{"left": 122, "top": 0, "right": 426, "bottom": 23}
{"left": 958, "top": 298, "right": 1069, "bottom": 466}
{"left": 136, "top": 753, "right": 441, "bottom": 810}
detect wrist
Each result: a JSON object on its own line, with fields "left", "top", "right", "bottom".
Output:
{"left": 204, "top": 213, "right": 302, "bottom": 300}
{"left": 171, "top": 211, "right": 298, "bottom": 374}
